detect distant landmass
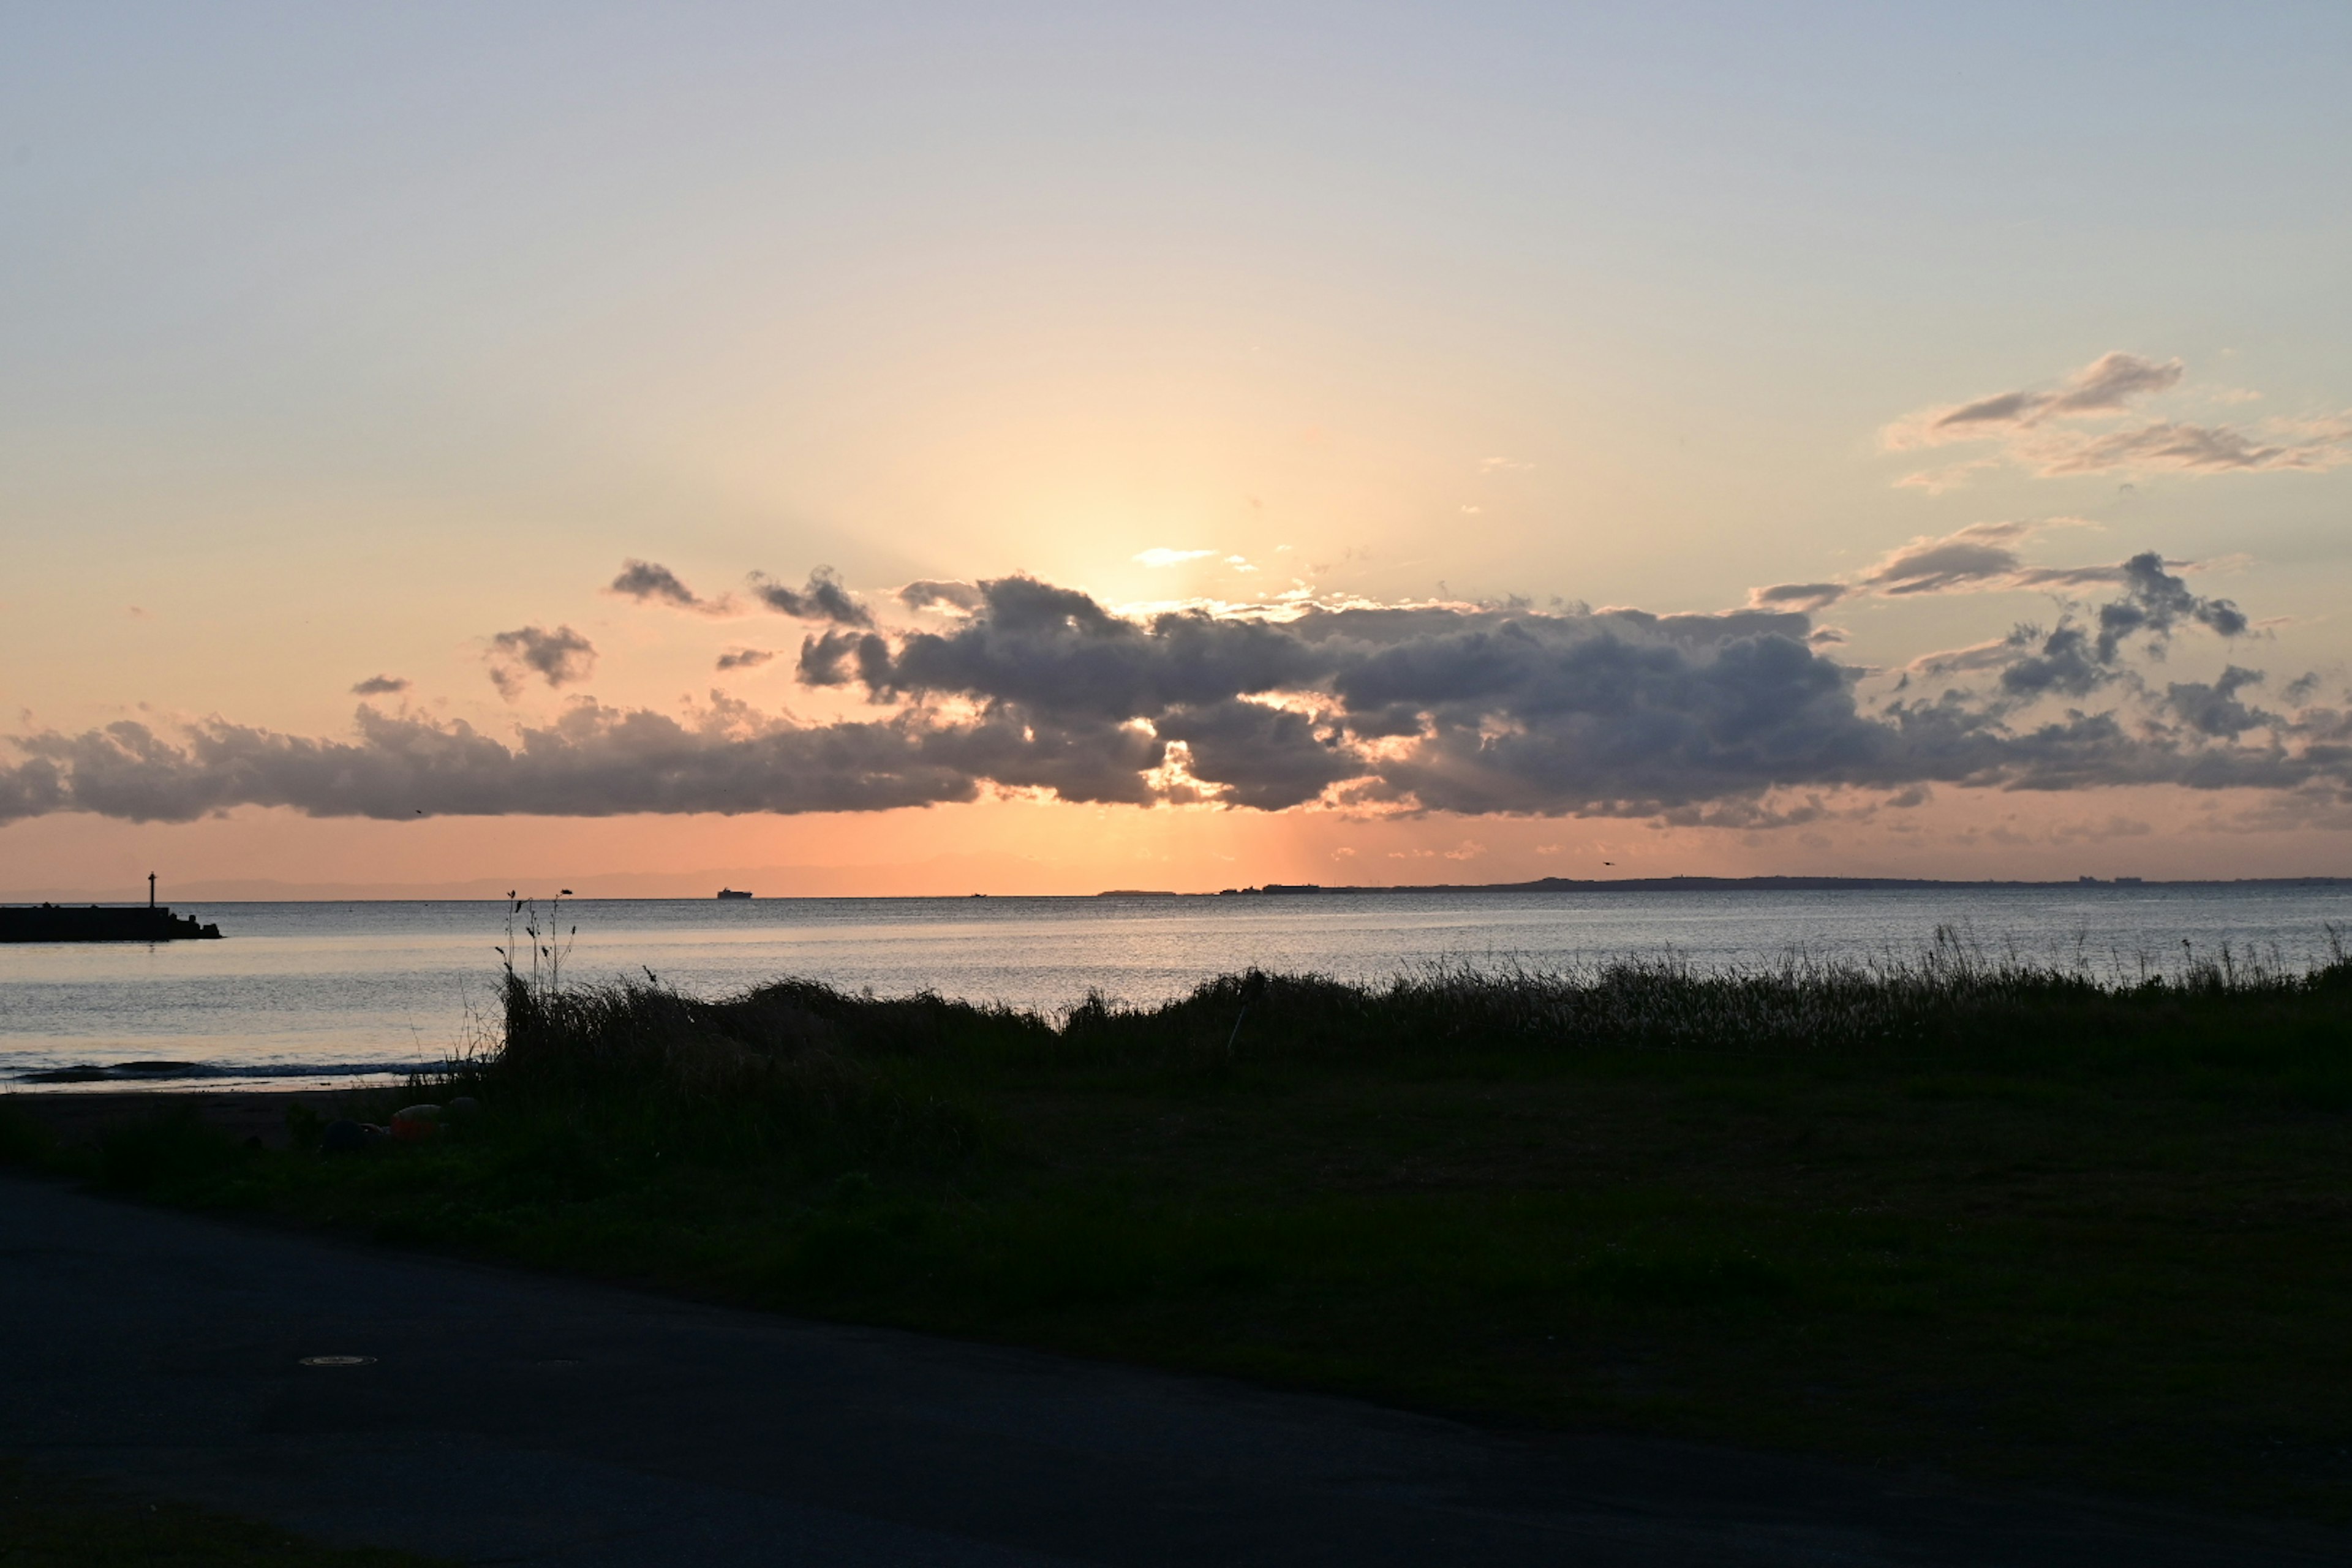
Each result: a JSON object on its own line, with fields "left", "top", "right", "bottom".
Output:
{"left": 1201, "top": 875, "right": 2352, "bottom": 895}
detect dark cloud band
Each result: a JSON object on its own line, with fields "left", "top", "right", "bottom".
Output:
{"left": 1, "top": 558, "right": 2329, "bottom": 826}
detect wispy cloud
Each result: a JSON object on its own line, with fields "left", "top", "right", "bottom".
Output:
{"left": 1749, "top": 581, "right": 1847, "bottom": 614}
{"left": 1750, "top": 520, "right": 2125, "bottom": 612}
{"left": 2036, "top": 418, "right": 2350, "bottom": 477}
{"left": 714, "top": 647, "right": 773, "bottom": 671}
{"left": 1884, "top": 352, "right": 2352, "bottom": 484}
{"left": 1134, "top": 548, "right": 1216, "bottom": 568}
{"left": 350, "top": 675, "right": 409, "bottom": 697}
{"left": 1924, "top": 351, "right": 2185, "bottom": 432}
{"left": 1864, "top": 521, "right": 2043, "bottom": 596}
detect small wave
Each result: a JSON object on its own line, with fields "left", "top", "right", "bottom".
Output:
{"left": 12, "top": 1060, "right": 424, "bottom": 1086}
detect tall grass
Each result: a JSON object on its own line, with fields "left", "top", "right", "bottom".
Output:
{"left": 471, "top": 921, "right": 2352, "bottom": 1118}
{"left": 472, "top": 968, "right": 1044, "bottom": 1169}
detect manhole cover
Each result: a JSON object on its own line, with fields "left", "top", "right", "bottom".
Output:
{"left": 299, "top": 1355, "right": 377, "bottom": 1367}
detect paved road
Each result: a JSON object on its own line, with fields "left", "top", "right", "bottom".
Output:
{"left": 1, "top": 1177, "right": 2342, "bottom": 1566}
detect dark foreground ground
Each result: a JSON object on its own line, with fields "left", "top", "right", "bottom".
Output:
{"left": 9, "top": 1088, "right": 304, "bottom": 1148}
{"left": 3, "top": 1172, "right": 2346, "bottom": 1567}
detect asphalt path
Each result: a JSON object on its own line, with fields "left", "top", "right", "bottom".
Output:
{"left": 1, "top": 1175, "right": 2342, "bottom": 1566}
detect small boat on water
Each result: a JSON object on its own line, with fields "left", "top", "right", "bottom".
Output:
{"left": 715, "top": 888, "right": 753, "bottom": 900}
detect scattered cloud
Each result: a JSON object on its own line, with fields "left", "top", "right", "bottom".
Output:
{"left": 608, "top": 559, "right": 747, "bottom": 617}
{"left": 1885, "top": 352, "right": 2352, "bottom": 484}
{"left": 485, "top": 625, "right": 596, "bottom": 699}
{"left": 2165, "top": 665, "right": 2271, "bottom": 738}
{"left": 1135, "top": 548, "right": 1216, "bottom": 568}
{"left": 714, "top": 647, "right": 773, "bottom": 671}
{"left": 751, "top": 566, "right": 873, "bottom": 627}
{"left": 1902, "top": 551, "right": 2250, "bottom": 699}
{"left": 608, "top": 559, "right": 704, "bottom": 609}
{"left": 350, "top": 676, "right": 410, "bottom": 696}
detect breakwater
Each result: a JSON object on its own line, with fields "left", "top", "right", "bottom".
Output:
{"left": 0, "top": 905, "right": 222, "bottom": 943}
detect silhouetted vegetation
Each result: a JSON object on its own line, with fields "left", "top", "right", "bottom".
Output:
{"left": 472, "top": 916, "right": 2352, "bottom": 1096}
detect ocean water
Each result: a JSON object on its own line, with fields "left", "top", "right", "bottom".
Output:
{"left": 2, "top": 886, "right": 2348, "bottom": 1091}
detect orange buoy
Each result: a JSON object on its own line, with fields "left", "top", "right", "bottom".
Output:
{"left": 389, "top": 1104, "right": 442, "bottom": 1142}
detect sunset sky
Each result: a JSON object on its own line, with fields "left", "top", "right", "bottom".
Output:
{"left": 6, "top": 3, "right": 2351, "bottom": 897}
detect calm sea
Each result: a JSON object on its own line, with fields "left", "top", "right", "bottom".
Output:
{"left": 4, "top": 886, "right": 2348, "bottom": 1091}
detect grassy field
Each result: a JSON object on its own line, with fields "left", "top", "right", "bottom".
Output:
{"left": 9, "top": 932, "right": 2352, "bottom": 1522}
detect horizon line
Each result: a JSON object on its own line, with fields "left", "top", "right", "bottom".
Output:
{"left": 10, "top": 872, "right": 2352, "bottom": 906}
